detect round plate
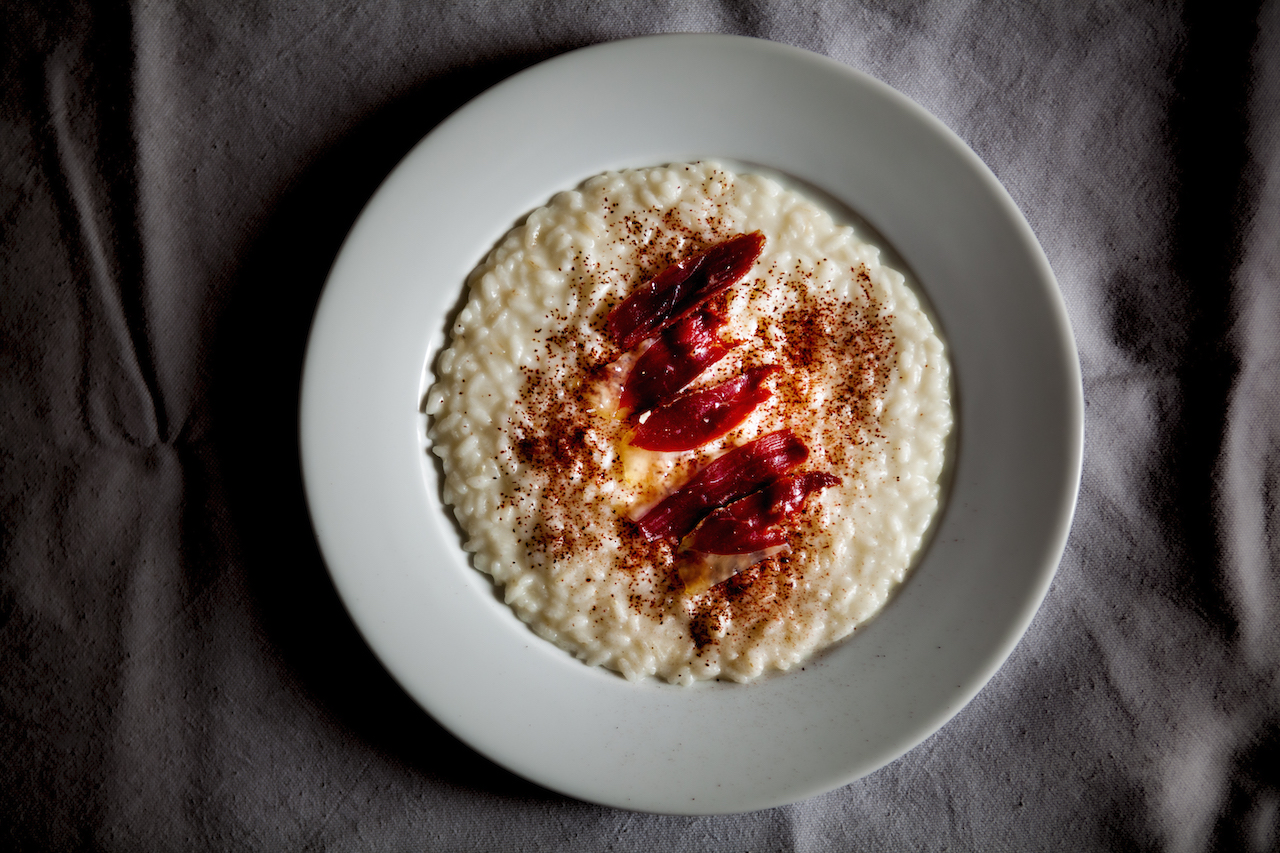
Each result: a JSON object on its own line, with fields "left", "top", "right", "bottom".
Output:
{"left": 300, "top": 34, "right": 1082, "bottom": 814}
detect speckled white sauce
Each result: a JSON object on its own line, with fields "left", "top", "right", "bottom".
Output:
{"left": 426, "top": 162, "right": 951, "bottom": 684}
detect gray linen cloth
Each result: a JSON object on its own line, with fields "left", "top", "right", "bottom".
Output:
{"left": 2, "top": 1, "right": 1277, "bottom": 850}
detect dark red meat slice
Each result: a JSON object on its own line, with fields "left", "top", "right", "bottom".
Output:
{"left": 634, "top": 429, "right": 808, "bottom": 542}
{"left": 628, "top": 366, "right": 780, "bottom": 452}
{"left": 682, "top": 471, "right": 842, "bottom": 555}
{"left": 619, "top": 308, "right": 734, "bottom": 414}
{"left": 606, "top": 232, "right": 765, "bottom": 351}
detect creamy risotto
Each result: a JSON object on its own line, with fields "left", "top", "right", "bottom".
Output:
{"left": 425, "top": 162, "right": 951, "bottom": 684}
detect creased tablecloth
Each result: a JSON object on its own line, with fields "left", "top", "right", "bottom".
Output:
{"left": 3, "top": 1, "right": 1278, "bottom": 850}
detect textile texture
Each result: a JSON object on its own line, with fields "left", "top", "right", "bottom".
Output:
{"left": 2, "top": 1, "right": 1277, "bottom": 850}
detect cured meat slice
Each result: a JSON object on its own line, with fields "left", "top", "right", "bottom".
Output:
{"left": 677, "top": 472, "right": 841, "bottom": 593}
{"left": 618, "top": 308, "right": 733, "bottom": 415}
{"left": 634, "top": 429, "right": 808, "bottom": 542}
{"left": 628, "top": 366, "right": 779, "bottom": 452}
{"left": 682, "top": 471, "right": 842, "bottom": 555}
{"left": 606, "top": 232, "right": 764, "bottom": 351}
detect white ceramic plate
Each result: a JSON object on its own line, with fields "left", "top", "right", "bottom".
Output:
{"left": 300, "top": 34, "right": 1082, "bottom": 815}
